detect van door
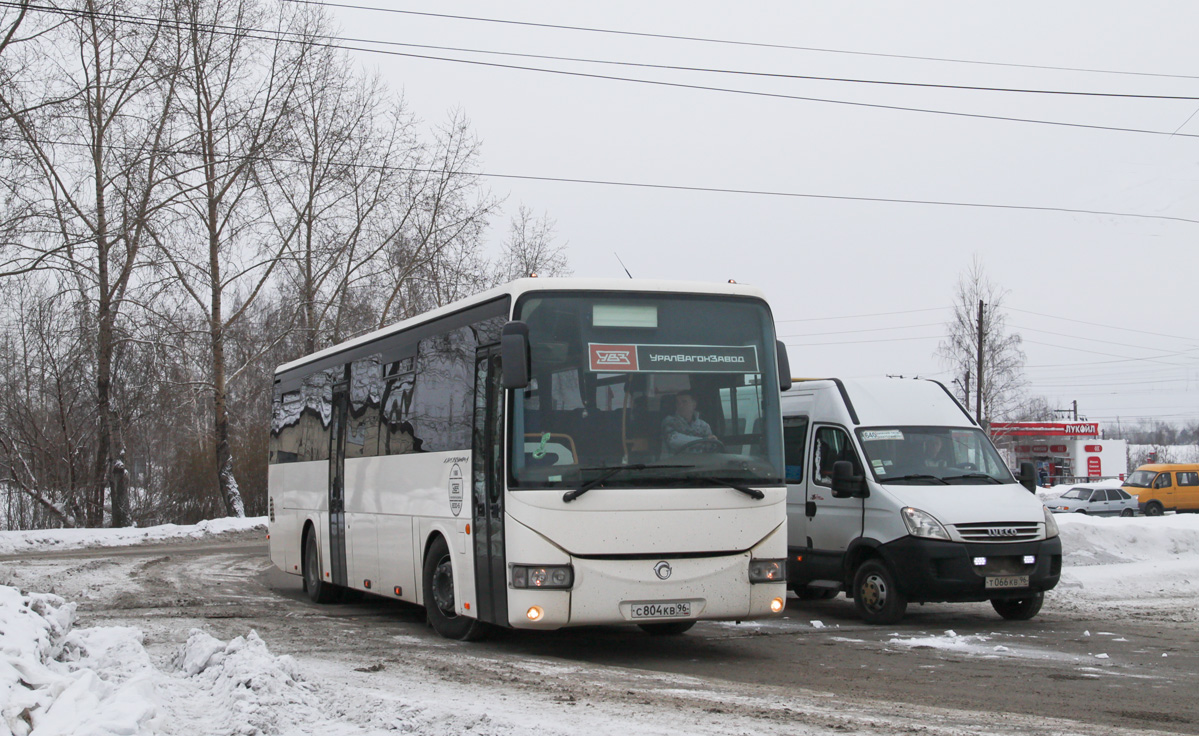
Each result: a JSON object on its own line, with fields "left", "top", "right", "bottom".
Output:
{"left": 805, "top": 425, "right": 866, "bottom": 566}
{"left": 783, "top": 415, "right": 810, "bottom": 559}
{"left": 1178, "top": 470, "right": 1199, "bottom": 511}
{"left": 1153, "top": 472, "right": 1175, "bottom": 509}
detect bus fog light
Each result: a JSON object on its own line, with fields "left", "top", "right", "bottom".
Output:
{"left": 511, "top": 564, "right": 574, "bottom": 589}
{"left": 770, "top": 597, "right": 785, "bottom": 613}
{"left": 749, "top": 559, "right": 786, "bottom": 583}
{"left": 527, "top": 606, "right": 543, "bottom": 621}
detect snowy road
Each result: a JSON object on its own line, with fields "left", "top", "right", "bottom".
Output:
{"left": 3, "top": 516, "right": 1198, "bottom": 736}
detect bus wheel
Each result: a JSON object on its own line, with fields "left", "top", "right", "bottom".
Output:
{"left": 423, "top": 536, "right": 488, "bottom": 641}
{"left": 992, "top": 592, "right": 1043, "bottom": 620}
{"left": 303, "top": 531, "right": 339, "bottom": 604}
{"left": 852, "top": 558, "right": 907, "bottom": 625}
{"left": 1145, "top": 502, "right": 1164, "bottom": 517}
{"left": 638, "top": 621, "right": 696, "bottom": 636}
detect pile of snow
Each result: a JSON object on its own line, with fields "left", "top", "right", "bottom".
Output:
{"left": 1050, "top": 513, "right": 1199, "bottom": 620}
{"left": 0, "top": 585, "right": 391, "bottom": 736}
{"left": 0, "top": 517, "right": 267, "bottom": 555}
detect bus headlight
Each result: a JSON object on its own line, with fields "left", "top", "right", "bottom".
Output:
{"left": 748, "top": 559, "right": 786, "bottom": 583}
{"left": 511, "top": 564, "right": 574, "bottom": 589}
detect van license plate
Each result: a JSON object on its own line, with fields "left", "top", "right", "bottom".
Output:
{"left": 985, "top": 575, "right": 1030, "bottom": 589}
{"left": 631, "top": 601, "right": 691, "bottom": 619}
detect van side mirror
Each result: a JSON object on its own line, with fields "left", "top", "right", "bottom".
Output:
{"left": 831, "top": 460, "right": 867, "bottom": 499}
{"left": 500, "top": 321, "right": 530, "bottom": 389}
{"left": 776, "top": 340, "right": 792, "bottom": 392}
{"left": 1017, "top": 461, "right": 1037, "bottom": 493}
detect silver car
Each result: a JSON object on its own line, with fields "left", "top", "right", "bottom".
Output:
{"left": 1045, "top": 486, "right": 1138, "bottom": 516}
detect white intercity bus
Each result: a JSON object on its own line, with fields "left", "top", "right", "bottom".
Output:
{"left": 268, "top": 278, "right": 792, "bottom": 639}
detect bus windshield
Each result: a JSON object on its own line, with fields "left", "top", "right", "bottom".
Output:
{"left": 855, "top": 426, "right": 1015, "bottom": 485}
{"left": 509, "top": 293, "right": 783, "bottom": 491}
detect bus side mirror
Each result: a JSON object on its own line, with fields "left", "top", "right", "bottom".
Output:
{"left": 831, "top": 460, "right": 867, "bottom": 499}
{"left": 1017, "top": 461, "right": 1037, "bottom": 493}
{"left": 776, "top": 340, "right": 792, "bottom": 392}
{"left": 501, "top": 321, "right": 530, "bottom": 389}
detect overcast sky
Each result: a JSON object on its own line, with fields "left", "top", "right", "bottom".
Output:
{"left": 322, "top": 1, "right": 1199, "bottom": 428}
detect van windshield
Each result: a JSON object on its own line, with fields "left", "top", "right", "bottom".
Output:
{"left": 1124, "top": 470, "right": 1156, "bottom": 488}
{"left": 855, "top": 426, "right": 1015, "bottom": 485}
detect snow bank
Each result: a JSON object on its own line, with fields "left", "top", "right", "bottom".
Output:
{"left": 0, "top": 517, "right": 267, "bottom": 556}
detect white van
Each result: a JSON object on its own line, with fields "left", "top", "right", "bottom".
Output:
{"left": 782, "top": 378, "right": 1061, "bottom": 624}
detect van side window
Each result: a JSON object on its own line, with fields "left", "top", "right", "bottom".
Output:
{"left": 812, "top": 426, "right": 863, "bottom": 487}
{"left": 1178, "top": 472, "right": 1199, "bottom": 487}
{"left": 1154, "top": 473, "right": 1171, "bottom": 489}
{"left": 783, "top": 416, "right": 809, "bottom": 483}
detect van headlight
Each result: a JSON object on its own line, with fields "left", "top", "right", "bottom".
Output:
{"left": 901, "top": 507, "right": 950, "bottom": 541}
{"left": 1043, "top": 505, "right": 1059, "bottom": 539}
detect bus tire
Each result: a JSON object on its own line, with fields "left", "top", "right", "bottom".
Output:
{"left": 303, "top": 530, "right": 340, "bottom": 604}
{"left": 638, "top": 621, "right": 696, "bottom": 636}
{"left": 991, "top": 592, "right": 1043, "bottom": 620}
{"left": 852, "top": 558, "right": 907, "bottom": 625}
{"left": 1145, "top": 502, "right": 1164, "bottom": 517}
{"left": 423, "top": 536, "right": 488, "bottom": 641}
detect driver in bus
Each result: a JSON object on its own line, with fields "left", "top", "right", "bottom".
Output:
{"left": 662, "top": 390, "right": 719, "bottom": 454}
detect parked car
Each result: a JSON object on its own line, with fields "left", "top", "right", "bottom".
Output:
{"left": 1045, "top": 485, "right": 1138, "bottom": 516}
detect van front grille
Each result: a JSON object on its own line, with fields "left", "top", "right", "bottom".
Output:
{"left": 952, "top": 522, "right": 1041, "bottom": 543}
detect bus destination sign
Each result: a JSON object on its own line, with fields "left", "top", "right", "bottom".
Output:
{"left": 589, "top": 343, "right": 759, "bottom": 373}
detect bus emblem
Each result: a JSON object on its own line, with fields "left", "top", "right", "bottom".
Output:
{"left": 654, "top": 561, "right": 672, "bottom": 580}
{"left": 589, "top": 344, "right": 638, "bottom": 371}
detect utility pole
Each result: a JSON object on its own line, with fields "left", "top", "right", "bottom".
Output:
{"left": 976, "top": 300, "right": 985, "bottom": 426}
{"left": 1072, "top": 399, "right": 1078, "bottom": 421}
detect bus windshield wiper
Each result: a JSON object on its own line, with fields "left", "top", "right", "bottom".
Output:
{"left": 881, "top": 474, "right": 949, "bottom": 485}
{"left": 703, "top": 477, "right": 766, "bottom": 500}
{"left": 941, "top": 473, "right": 1003, "bottom": 484}
{"left": 563, "top": 464, "right": 688, "bottom": 503}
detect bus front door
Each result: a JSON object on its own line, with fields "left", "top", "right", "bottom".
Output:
{"left": 328, "top": 382, "right": 349, "bottom": 588}
{"left": 472, "top": 346, "right": 507, "bottom": 625}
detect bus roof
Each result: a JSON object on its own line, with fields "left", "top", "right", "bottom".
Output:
{"left": 275, "top": 278, "right": 769, "bottom": 376}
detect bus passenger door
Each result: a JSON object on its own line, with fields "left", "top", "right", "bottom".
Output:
{"left": 328, "top": 382, "right": 349, "bottom": 588}
{"left": 472, "top": 346, "right": 507, "bottom": 625}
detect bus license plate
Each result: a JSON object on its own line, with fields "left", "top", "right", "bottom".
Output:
{"left": 631, "top": 601, "right": 691, "bottom": 619}
{"left": 985, "top": 575, "right": 1030, "bottom": 589}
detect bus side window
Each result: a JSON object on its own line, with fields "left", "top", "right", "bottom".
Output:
{"left": 783, "top": 416, "right": 808, "bottom": 483}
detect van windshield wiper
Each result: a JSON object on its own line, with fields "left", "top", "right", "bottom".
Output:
{"left": 563, "top": 464, "right": 688, "bottom": 503}
{"left": 881, "top": 474, "right": 949, "bottom": 485}
{"left": 941, "top": 473, "right": 1003, "bottom": 484}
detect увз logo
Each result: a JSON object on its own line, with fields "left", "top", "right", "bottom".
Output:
{"left": 589, "top": 344, "right": 638, "bottom": 371}
{"left": 595, "top": 349, "right": 633, "bottom": 366}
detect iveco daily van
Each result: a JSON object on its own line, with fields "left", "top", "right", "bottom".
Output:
{"left": 782, "top": 377, "right": 1061, "bottom": 624}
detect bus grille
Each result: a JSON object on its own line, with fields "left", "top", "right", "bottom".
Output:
{"left": 952, "top": 522, "right": 1041, "bottom": 543}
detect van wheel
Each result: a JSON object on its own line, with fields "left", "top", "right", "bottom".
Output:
{"left": 1120, "top": 508, "right": 1134, "bottom": 518}
{"left": 638, "top": 621, "right": 696, "bottom": 635}
{"left": 852, "top": 559, "right": 907, "bottom": 625}
{"left": 992, "top": 592, "right": 1044, "bottom": 620}
{"left": 1145, "top": 502, "right": 1164, "bottom": 517}
{"left": 423, "top": 536, "right": 488, "bottom": 641}
{"left": 303, "top": 531, "right": 340, "bottom": 604}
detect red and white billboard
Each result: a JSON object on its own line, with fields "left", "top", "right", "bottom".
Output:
{"left": 990, "top": 422, "right": 1100, "bottom": 437}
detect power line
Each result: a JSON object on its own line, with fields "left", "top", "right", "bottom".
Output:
{"left": 779, "top": 321, "right": 944, "bottom": 339}
{"left": 1008, "top": 306, "right": 1198, "bottom": 342}
{"left": 1022, "top": 338, "right": 1199, "bottom": 367}
{"left": 776, "top": 307, "right": 949, "bottom": 323}
{"left": 1010, "top": 323, "right": 1197, "bottom": 353}
{"left": 282, "top": 0, "right": 1199, "bottom": 84}
{"left": 13, "top": 1, "right": 1199, "bottom": 144}
{"left": 9, "top": 133, "right": 1199, "bottom": 231}
{"left": 784, "top": 334, "right": 941, "bottom": 347}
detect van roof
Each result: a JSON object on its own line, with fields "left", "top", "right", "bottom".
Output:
{"left": 784, "top": 377, "right": 976, "bottom": 427}
{"left": 1131, "top": 463, "right": 1199, "bottom": 472}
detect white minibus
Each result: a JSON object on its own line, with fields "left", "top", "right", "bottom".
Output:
{"left": 782, "top": 377, "right": 1061, "bottom": 624}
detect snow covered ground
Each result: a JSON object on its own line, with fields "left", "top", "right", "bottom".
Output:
{"left": 1, "top": 513, "right": 1197, "bottom": 735}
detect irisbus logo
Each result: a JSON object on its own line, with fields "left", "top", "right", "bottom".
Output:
{"left": 590, "top": 344, "right": 638, "bottom": 371}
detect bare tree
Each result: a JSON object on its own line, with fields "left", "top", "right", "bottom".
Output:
{"left": 0, "top": 0, "right": 182, "bottom": 526}
{"left": 155, "top": 0, "right": 312, "bottom": 517}
{"left": 495, "top": 205, "right": 570, "bottom": 282}
{"left": 937, "top": 256, "right": 1026, "bottom": 427}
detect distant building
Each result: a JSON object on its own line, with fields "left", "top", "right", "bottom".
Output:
{"left": 990, "top": 421, "right": 1127, "bottom": 485}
